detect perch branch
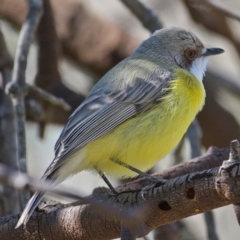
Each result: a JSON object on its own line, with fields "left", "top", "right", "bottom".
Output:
{"left": 0, "top": 143, "right": 238, "bottom": 240}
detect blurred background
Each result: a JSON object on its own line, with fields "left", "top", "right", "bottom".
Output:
{"left": 0, "top": 0, "right": 240, "bottom": 239}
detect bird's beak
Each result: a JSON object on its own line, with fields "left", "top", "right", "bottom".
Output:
{"left": 202, "top": 48, "right": 224, "bottom": 56}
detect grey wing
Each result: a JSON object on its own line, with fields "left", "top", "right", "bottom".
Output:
{"left": 43, "top": 75, "right": 171, "bottom": 177}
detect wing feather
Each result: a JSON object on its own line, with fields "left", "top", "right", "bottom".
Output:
{"left": 44, "top": 74, "right": 172, "bottom": 176}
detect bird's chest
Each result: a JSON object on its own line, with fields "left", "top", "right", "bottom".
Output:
{"left": 149, "top": 71, "right": 205, "bottom": 139}
{"left": 118, "top": 71, "right": 205, "bottom": 163}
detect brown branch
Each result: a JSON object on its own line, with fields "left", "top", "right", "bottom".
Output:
{"left": 0, "top": 0, "right": 139, "bottom": 77}
{"left": 33, "top": 0, "right": 82, "bottom": 137}
{"left": 120, "top": 0, "right": 163, "bottom": 33}
{"left": 204, "top": 0, "right": 240, "bottom": 22}
{"left": 8, "top": 83, "right": 71, "bottom": 112}
{"left": 117, "top": 147, "right": 229, "bottom": 192}
{"left": 0, "top": 147, "right": 229, "bottom": 213}
{"left": 0, "top": 144, "right": 237, "bottom": 240}
{"left": 35, "top": 0, "right": 60, "bottom": 91}
{"left": 26, "top": 84, "right": 71, "bottom": 111}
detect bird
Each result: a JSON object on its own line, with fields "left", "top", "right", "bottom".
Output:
{"left": 16, "top": 26, "right": 224, "bottom": 228}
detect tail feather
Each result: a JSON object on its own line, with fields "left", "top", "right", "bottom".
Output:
{"left": 15, "top": 191, "right": 45, "bottom": 228}
{"left": 16, "top": 159, "right": 73, "bottom": 228}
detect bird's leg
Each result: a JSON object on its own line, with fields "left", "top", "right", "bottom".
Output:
{"left": 98, "top": 171, "right": 118, "bottom": 194}
{"left": 110, "top": 158, "right": 166, "bottom": 199}
{"left": 110, "top": 158, "right": 165, "bottom": 183}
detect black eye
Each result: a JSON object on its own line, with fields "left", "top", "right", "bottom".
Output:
{"left": 186, "top": 50, "right": 196, "bottom": 60}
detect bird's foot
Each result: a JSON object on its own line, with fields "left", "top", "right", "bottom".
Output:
{"left": 141, "top": 177, "right": 166, "bottom": 200}
{"left": 110, "top": 188, "right": 119, "bottom": 195}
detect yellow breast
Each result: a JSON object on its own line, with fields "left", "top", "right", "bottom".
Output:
{"left": 84, "top": 68, "right": 205, "bottom": 178}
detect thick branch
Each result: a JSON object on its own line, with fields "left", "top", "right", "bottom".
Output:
{"left": 0, "top": 146, "right": 230, "bottom": 239}
{"left": 0, "top": 145, "right": 238, "bottom": 240}
{"left": 117, "top": 146, "right": 229, "bottom": 192}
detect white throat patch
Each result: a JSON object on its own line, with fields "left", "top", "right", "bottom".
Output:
{"left": 190, "top": 57, "right": 208, "bottom": 81}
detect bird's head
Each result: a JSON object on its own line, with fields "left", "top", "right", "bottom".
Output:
{"left": 135, "top": 27, "right": 224, "bottom": 81}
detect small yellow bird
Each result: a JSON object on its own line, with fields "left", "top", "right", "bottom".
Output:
{"left": 16, "top": 27, "right": 224, "bottom": 227}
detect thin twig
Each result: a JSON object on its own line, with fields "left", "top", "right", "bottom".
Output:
{"left": 7, "top": 83, "right": 71, "bottom": 111}
{"left": 204, "top": 211, "right": 219, "bottom": 240}
{"left": 0, "top": 162, "right": 92, "bottom": 204}
{"left": 26, "top": 84, "right": 71, "bottom": 111}
{"left": 205, "top": 0, "right": 240, "bottom": 22}
{"left": 120, "top": 0, "right": 162, "bottom": 33}
{"left": 173, "top": 136, "right": 186, "bottom": 165}
{"left": 187, "top": 119, "right": 202, "bottom": 158}
{"left": 0, "top": 28, "right": 21, "bottom": 215}
{"left": 7, "top": 0, "right": 43, "bottom": 209}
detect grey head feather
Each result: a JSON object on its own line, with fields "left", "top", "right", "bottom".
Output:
{"left": 135, "top": 26, "right": 205, "bottom": 70}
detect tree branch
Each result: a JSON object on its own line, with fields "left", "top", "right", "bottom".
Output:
{"left": 204, "top": 0, "right": 240, "bottom": 22}
{"left": 120, "top": 0, "right": 162, "bottom": 33}
{"left": 0, "top": 144, "right": 238, "bottom": 240}
{"left": 6, "top": 0, "right": 43, "bottom": 209}
{"left": 26, "top": 84, "right": 71, "bottom": 111}
{"left": 0, "top": 27, "right": 21, "bottom": 216}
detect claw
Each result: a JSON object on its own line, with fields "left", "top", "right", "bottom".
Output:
{"left": 140, "top": 178, "right": 167, "bottom": 200}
